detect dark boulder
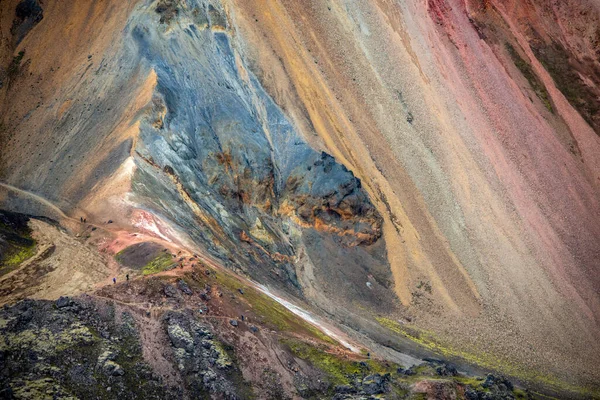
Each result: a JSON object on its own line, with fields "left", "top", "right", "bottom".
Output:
{"left": 334, "top": 384, "right": 356, "bottom": 394}
{"left": 361, "top": 373, "right": 386, "bottom": 395}
{"left": 164, "top": 284, "right": 178, "bottom": 298}
{"left": 56, "top": 296, "right": 71, "bottom": 308}
{"left": 11, "top": 0, "right": 43, "bottom": 44}
{"left": 177, "top": 279, "right": 193, "bottom": 295}
{"left": 435, "top": 363, "right": 458, "bottom": 376}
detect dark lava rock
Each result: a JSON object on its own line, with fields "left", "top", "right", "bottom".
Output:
{"left": 482, "top": 374, "right": 514, "bottom": 391}
{"left": 177, "top": 279, "right": 193, "bottom": 295}
{"left": 435, "top": 363, "right": 458, "bottom": 377}
{"left": 103, "top": 360, "right": 125, "bottom": 377}
{"left": 167, "top": 322, "right": 194, "bottom": 351}
{"left": 200, "top": 291, "right": 210, "bottom": 301}
{"left": 11, "top": 0, "right": 43, "bottom": 44}
{"left": 465, "top": 374, "right": 516, "bottom": 400}
{"left": 155, "top": 0, "right": 179, "bottom": 24}
{"left": 163, "top": 312, "right": 245, "bottom": 398}
{"left": 465, "top": 388, "right": 480, "bottom": 400}
{"left": 0, "top": 386, "right": 14, "bottom": 399}
{"left": 55, "top": 296, "right": 71, "bottom": 308}
{"left": 164, "top": 284, "right": 178, "bottom": 298}
{"left": 334, "top": 384, "right": 356, "bottom": 394}
{"left": 361, "top": 373, "right": 387, "bottom": 395}
{"left": 19, "top": 309, "right": 33, "bottom": 324}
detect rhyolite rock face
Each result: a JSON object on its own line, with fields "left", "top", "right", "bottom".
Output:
{"left": 2, "top": 0, "right": 599, "bottom": 395}
{"left": 126, "top": 0, "right": 393, "bottom": 312}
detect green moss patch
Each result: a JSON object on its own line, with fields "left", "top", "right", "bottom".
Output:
{"left": 282, "top": 339, "right": 365, "bottom": 386}
{"left": 1, "top": 300, "right": 170, "bottom": 400}
{"left": 114, "top": 242, "right": 176, "bottom": 275}
{"left": 142, "top": 252, "right": 175, "bottom": 275}
{"left": 11, "top": 377, "right": 77, "bottom": 400}
{"left": 282, "top": 339, "right": 400, "bottom": 387}
{"left": 1, "top": 243, "right": 36, "bottom": 273}
{"left": 0, "top": 210, "right": 37, "bottom": 276}
{"left": 115, "top": 242, "right": 170, "bottom": 269}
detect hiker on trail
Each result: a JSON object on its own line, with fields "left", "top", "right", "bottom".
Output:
{"left": 84, "top": 218, "right": 86, "bottom": 223}
{"left": 126, "top": 274, "right": 129, "bottom": 281}
{"left": 113, "top": 277, "right": 116, "bottom": 284}
{"left": 80, "top": 217, "right": 83, "bottom": 222}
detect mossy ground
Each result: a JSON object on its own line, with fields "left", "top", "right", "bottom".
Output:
{"left": 154, "top": 266, "right": 339, "bottom": 345}
{"left": 280, "top": 337, "right": 537, "bottom": 399}
{"left": 376, "top": 317, "right": 597, "bottom": 398}
{"left": 214, "top": 340, "right": 256, "bottom": 399}
{"left": 0, "top": 210, "right": 37, "bottom": 277}
{"left": 0, "top": 242, "right": 37, "bottom": 276}
{"left": 114, "top": 242, "right": 176, "bottom": 276}
{"left": 1, "top": 301, "right": 169, "bottom": 400}
{"left": 10, "top": 378, "right": 78, "bottom": 400}
{"left": 141, "top": 252, "right": 175, "bottom": 275}
{"left": 281, "top": 338, "right": 397, "bottom": 386}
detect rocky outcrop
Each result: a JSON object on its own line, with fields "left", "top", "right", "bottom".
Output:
{"left": 280, "top": 151, "right": 382, "bottom": 246}
{"left": 0, "top": 298, "right": 171, "bottom": 399}
{"left": 10, "top": 0, "right": 43, "bottom": 45}
{"left": 126, "top": 0, "right": 391, "bottom": 313}
{"left": 0, "top": 272, "right": 532, "bottom": 400}
{"left": 165, "top": 313, "right": 244, "bottom": 399}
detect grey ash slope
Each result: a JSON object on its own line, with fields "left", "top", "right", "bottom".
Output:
{"left": 127, "top": 0, "right": 397, "bottom": 318}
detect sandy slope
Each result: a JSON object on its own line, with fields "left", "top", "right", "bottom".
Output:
{"left": 226, "top": 0, "right": 600, "bottom": 389}
{"left": 0, "top": 218, "right": 113, "bottom": 304}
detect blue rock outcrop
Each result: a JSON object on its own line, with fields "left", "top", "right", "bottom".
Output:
{"left": 127, "top": 0, "right": 391, "bottom": 304}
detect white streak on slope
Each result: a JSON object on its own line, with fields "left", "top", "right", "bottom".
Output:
{"left": 256, "top": 283, "right": 360, "bottom": 353}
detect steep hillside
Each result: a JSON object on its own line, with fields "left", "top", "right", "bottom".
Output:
{"left": 1, "top": 0, "right": 599, "bottom": 398}
{"left": 0, "top": 266, "right": 533, "bottom": 399}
